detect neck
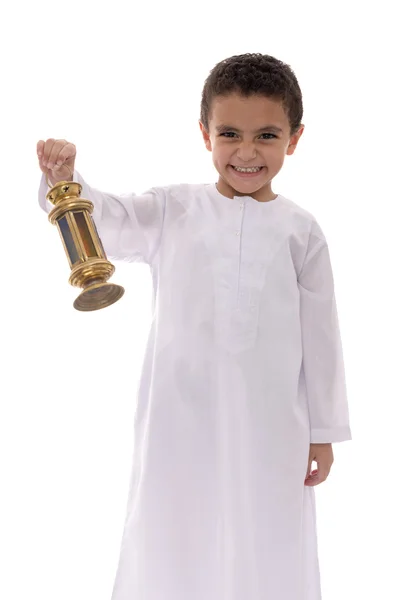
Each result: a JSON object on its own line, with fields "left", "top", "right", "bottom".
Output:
{"left": 216, "top": 177, "right": 277, "bottom": 203}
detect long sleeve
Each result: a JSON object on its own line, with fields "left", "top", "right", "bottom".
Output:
{"left": 38, "top": 170, "right": 166, "bottom": 264}
{"left": 298, "top": 221, "right": 352, "bottom": 444}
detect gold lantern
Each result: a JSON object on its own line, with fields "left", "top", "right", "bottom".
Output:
{"left": 45, "top": 167, "right": 124, "bottom": 311}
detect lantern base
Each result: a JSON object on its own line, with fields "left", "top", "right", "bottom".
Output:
{"left": 73, "top": 282, "right": 125, "bottom": 312}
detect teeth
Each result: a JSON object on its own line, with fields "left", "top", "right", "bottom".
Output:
{"left": 233, "top": 166, "right": 262, "bottom": 173}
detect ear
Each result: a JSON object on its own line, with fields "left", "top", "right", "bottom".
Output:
{"left": 199, "top": 121, "right": 212, "bottom": 152}
{"left": 286, "top": 124, "right": 305, "bottom": 156}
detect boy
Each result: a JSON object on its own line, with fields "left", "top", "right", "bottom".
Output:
{"left": 37, "top": 53, "right": 351, "bottom": 600}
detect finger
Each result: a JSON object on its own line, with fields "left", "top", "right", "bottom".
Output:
{"left": 43, "top": 138, "right": 56, "bottom": 165}
{"left": 304, "top": 468, "right": 318, "bottom": 480}
{"left": 308, "top": 456, "right": 317, "bottom": 477}
{"left": 312, "top": 468, "right": 330, "bottom": 485}
{"left": 48, "top": 139, "right": 67, "bottom": 167}
{"left": 305, "top": 479, "right": 319, "bottom": 487}
{"left": 37, "top": 140, "right": 45, "bottom": 158}
{"left": 56, "top": 142, "right": 76, "bottom": 166}
{"left": 304, "top": 469, "right": 319, "bottom": 486}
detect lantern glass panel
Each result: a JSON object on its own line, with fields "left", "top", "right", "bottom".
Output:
{"left": 74, "top": 212, "right": 99, "bottom": 257}
{"left": 58, "top": 215, "right": 80, "bottom": 265}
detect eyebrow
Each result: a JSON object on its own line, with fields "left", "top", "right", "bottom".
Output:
{"left": 216, "top": 124, "right": 283, "bottom": 134}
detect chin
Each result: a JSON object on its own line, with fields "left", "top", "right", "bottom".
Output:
{"left": 227, "top": 174, "right": 266, "bottom": 191}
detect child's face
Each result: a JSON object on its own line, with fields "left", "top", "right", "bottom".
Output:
{"left": 200, "top": 93, "right": 304, "bottom": 201}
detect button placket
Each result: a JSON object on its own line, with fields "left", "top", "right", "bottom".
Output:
{"left": 235, "top": 198, "right": 245, "bottom": 236}
{"left": 235, "top": 198, "right": 246, "bottom": 307}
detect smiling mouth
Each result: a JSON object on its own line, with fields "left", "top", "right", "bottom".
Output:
{"left": 229, "top": 165, "right": 265, "bottom": 177}
{"left": 231, "top": 165, "right": 264, "bottom": 173}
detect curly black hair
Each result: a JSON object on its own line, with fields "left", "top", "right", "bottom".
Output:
{"left": 200, "top": 53, "right": 303, "bottom": 137}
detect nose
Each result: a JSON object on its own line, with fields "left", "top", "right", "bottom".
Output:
{"left": 236, "top": 142, "right": 257, "bottom": 162}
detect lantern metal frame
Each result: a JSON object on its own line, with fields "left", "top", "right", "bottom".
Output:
{"left": 45, "top": 168, "right": 125, "bottom": 311}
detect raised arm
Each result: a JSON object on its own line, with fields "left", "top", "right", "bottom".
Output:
{"left": 37, "top": 139, "right": 165, "bottom": 264}
{"left": 38, "top": 171, "right": 166, "bottom": 264}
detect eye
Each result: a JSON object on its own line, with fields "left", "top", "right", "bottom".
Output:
{"left": 219, "top": 132, "right": 277, "bottom": 140}
{"left": 259, "top": 133, "right": 277, "bottom": 140}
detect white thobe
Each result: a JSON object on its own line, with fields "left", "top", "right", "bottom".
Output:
{"left": 39, "top": 172, "right": 352, "bottom": 600}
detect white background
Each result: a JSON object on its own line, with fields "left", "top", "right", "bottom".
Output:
{"left": 1, "top": 1, "right": 399, "bottom": 599}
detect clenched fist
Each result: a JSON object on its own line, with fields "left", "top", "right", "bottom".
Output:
{"left": 37, "top": 138, "right": 76, "bottom": 186}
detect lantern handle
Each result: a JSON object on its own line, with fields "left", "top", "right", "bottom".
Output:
{"left": 46, "top": 164, "right": 73, "bottom": 189}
